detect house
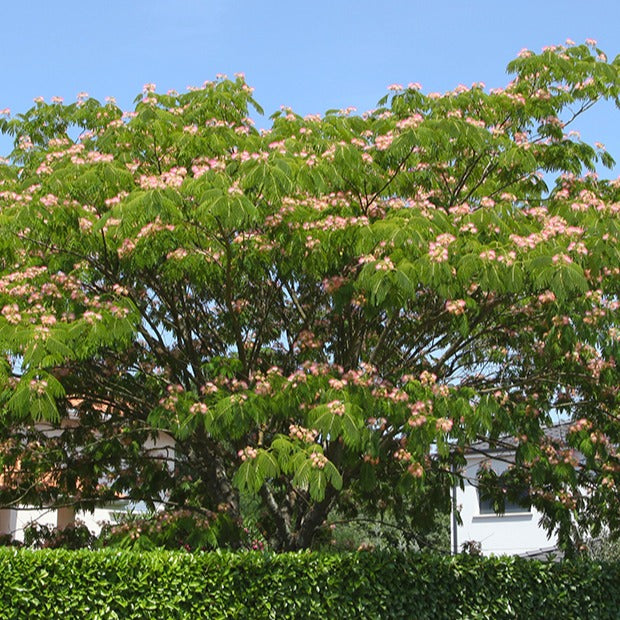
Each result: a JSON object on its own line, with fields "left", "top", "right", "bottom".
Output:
{"left": 0, "top": 412, "right": 175, "bottom": 544}
{"left": 451, "top": 425, "right": 570, "bottom": 558}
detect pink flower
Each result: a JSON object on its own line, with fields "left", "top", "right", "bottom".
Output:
{"left": 394, "top": 448, "right": 412, "bottom": 462}
{"left": 1, "top": 304, "right": 21, "bottom": 324}
{"left": 375, "top": 132, "right": 394, "bottom": 150}
{"left": 479, "top": 249, "right": 497, "bottom": 261}
{"left": 327, "top": 400, "right": 346, "bottom": 416}
{"left": 408, "top": 463, "right": 424, "bottom": 477}
{"left": 445, "top": 299, "right": 466, "bottom": 315}
{"left": 190, "top": 402, "right": 209, "bottom": 415}
{"left": 436, "top": 418, "right": 453, "bottom": 433}
{"left": 419, "top": 371, "right": 436, "bottom": 385}
{"left": 538, "top": 291, "right": 556, "bottom": 304}
{"left": 428, "top": 242, "right": 448, "bottom": 263}
{"left": 40, "top": 194, "right": 58, "bottom": 207}
{"left": 310, "top": 452, "right": 328, "bottom": 469}
{"left": 29, "top": 379, "right": 48, "bottom": 395}
{"left": 238, "top": 447, "right": 258, "bottom": 461}
{"left": 552, "top": 253, "right": 572, "bottom": 265}
{"left": 40, "top": 314, "right": 57, "bottom": 327}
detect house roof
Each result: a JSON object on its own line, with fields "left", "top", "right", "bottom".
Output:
{"left": 465, "top": 422, "right": 571, "bottom": 456}
{"left": 518, "top": 545, "right": 564, "bottom": 562}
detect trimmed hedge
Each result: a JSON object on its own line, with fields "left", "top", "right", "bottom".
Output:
{"left": 0, "top": 550, "right": 619, "bottom": 619}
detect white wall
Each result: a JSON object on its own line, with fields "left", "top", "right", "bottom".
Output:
{"left": 10, "top": 505, "right": 130, "bottom": 542}
{"left": 452, "top": 453, "right": 557, "bottom": 556}
{"left": 0, "top": 427, "right": 175, "bottom": 543}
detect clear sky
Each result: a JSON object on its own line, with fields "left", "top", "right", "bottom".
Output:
{"left": 2, "top": 0, "right": 619, "bottom": 173}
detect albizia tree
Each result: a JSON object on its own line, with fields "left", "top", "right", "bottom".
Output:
{"left": 0, "top": 41, "right": 619, "bottom": 550}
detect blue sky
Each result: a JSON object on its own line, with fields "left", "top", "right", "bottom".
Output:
{"left": 2, "top": 1, "right": 619, "bottom": 172}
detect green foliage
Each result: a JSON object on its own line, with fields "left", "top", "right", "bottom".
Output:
{"left": 315, "top": 511, "right": 451, "bottom": 553}
{"left": 23, "top": 521, "right": 95, "bottom": 550}
{"left": 0, "top": 41, "right": 619, "bottom": 551}
{"left": 1, "top": 549, "right": 620, "bottom": 619}
{"left": 97, "top": 509, "right": 242, "bottom": 552}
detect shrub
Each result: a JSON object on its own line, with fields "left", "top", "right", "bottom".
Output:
{"left": 1, "top": 549, "right": 619, "bottom": 619}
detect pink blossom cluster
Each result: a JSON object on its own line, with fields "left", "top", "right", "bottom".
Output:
{"left": 189, "top": 402, "right": 209, "bottom": 415}
{"left": 428, "top": 233, "right": 455, "bottom": 263}
{"left": 227, "top": 181, "right": 243, "bottom": 196}
{"left": 40, "top": 314, "right": 57, "bottom": 326}
{"left": 375, "top": 257, "right": 395, "bottom": 271}
{"left": 118, "top": 238, "right": 136, "bottom": 257}
{"left": 568, "top": 418, "right": 591, "bottom": 435}
{"left": 1, "top": 304, "right": 21, "bottom": 324}
{"left": 299, "top": 213, "right": 369, "bottom": 232}
{"left": 309, "top": 452, "right": 328, "bottom": 469}
{"left": 82, "top": 310, "right": 103, "bottom": 325}
{"left": 0, "top": 189, "right": 33, "bottom": 203}
{"left": 479, "top": 249, "right": 516, "bottom": 265}
{"left": 105, "top": 192, "right": 129, "bottom": 207}
{"left": 32, "top": 325, "right": 50, "bottom": 341}
{"left": 17, "top": 136, "right": 34, "bottom": 151}
{"left": 326, "top": 400, "right": 346, "bottom": 416}
{"left": 445, "top": 299, "right": 466, "bottom": 315}
{"left": 551, "top": 253, "right": 572, "bottom": 265}
{"left": 201, "top": 382, "right": 218, "bottom": 395}
{"left": 167, "top": 248, "right": 189, "bottom": 261}
{"left": 40, "top": 194, "right": 58, "bottom": 207}
{"left": 538, "top": 290, "right": 556, "bottom": 304}
{"left": 374, "top": 132, "right": 394, "bottom": 151}
{"left": 396, "top": 114, "right": 423, "bottom": 130}
{"left": 296, "top": 330, "right": 322, "bottom": 350}
{"left": 322, "top": 275, "right": 347, "bottom": 294}
{"left": 363, "top": 454, "right": 380, "bottom": 465}
{"left": 449, "top": 203, "right": 472, "bottom": 218}
{"left": 136, "top": 219, "right": 175, "bottom": 240}
{"left": 435, "top": 418, "right": 453, "bottom": 433}
{"left": 407, "top": 400, "right": 432, "bottom": 428}
{"left": 138, "top": 167, "right": 186, "bottom": 190}
{"left": 394, "top": 448, "right": 412, "bottom": 462}
{"left": 0, "top": 267, "right": 45, "bottom": 292}
{"left": 238, "top": 447, "right": 258, "bottom": 461}
{"left": 328, "top": 378, "right": 347, "bottom": 390}
{"left": 407, "top": 462, "right": 424, "bottom": 477}
{"left": 70, "top": 151, "right": 115, "bottom": 166}
{"left": 159, "top": 384, "right": 184, "bottom": 411}
{"left": 229, "top": 150, "right": 268, "bottom": 163}
{"left": 109, "top": 305, "right": 130, "bottom": 319}
{"left": 419, "top": 371, "right": 437, "bottom": 386}
{"left": 409, "top": 399, "right": 431, "bottom": 416}
{"left": 289, "top": 424, "right": 317, "bottom": 443}
{"left": 29, "top": 379, "right": 48, "bottom": 395}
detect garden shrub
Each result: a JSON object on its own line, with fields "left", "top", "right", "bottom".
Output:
{"left": 0, "top": 550, "right": 619, "bottom": 619}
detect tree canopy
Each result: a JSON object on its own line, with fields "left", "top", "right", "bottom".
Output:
{"left": 0, "top": 41, "right": 619, "bottom": 550}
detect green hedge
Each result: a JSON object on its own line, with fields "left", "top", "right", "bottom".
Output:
{"left": 0, "top": 549, "right": 619, "bottom": 619}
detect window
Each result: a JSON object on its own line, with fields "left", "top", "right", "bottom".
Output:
{"left": 477, "top": 470, "right": 531, "bottom": 515}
